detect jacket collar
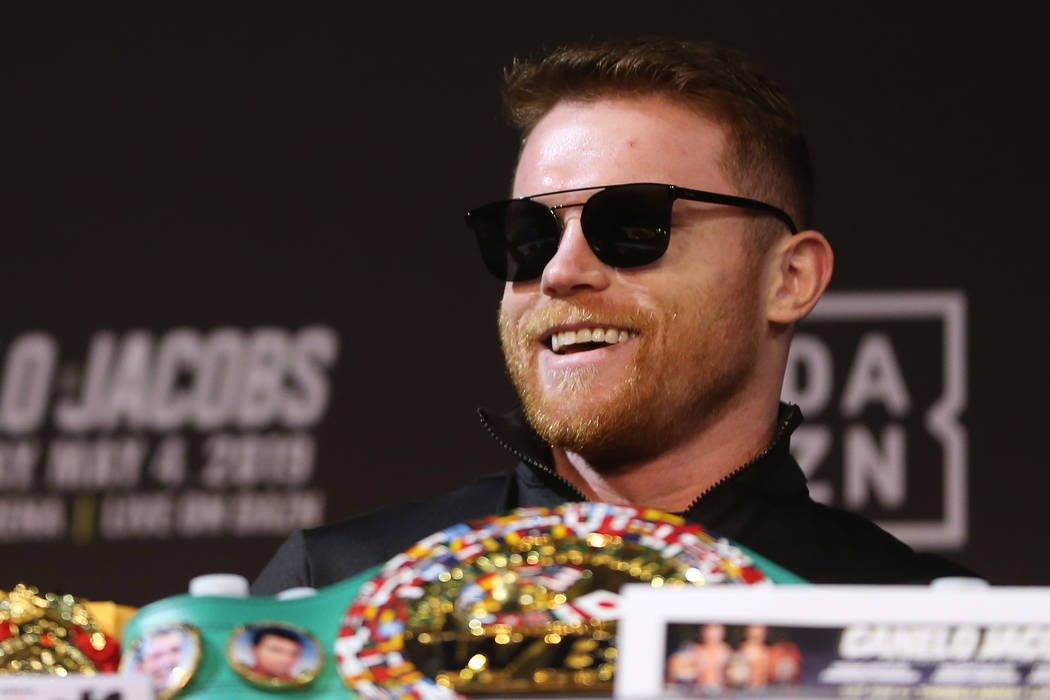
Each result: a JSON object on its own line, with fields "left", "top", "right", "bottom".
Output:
{"left": 477, "top": 402, "right": 809, "bottom": 519}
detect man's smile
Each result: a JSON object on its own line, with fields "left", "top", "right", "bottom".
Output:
{"left": 543, "top": 324, "right": 640, "bottom": 354}
{"left": 533, "top": 320, "right": 643, "bottom": 378}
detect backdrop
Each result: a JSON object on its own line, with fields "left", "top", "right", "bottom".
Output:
{"left": 3, "top": 3, "right": 1047, "bottom": 606}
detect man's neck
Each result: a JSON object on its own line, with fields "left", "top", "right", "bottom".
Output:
{"left": 551, "top": 400, "right": 779, "bottom": 512}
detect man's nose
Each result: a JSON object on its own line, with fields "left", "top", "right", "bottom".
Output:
{"left": 539, "top": 217, "right": 612, "bottom": 296}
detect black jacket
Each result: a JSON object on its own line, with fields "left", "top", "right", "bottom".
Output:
{"left": 252, "top": 404, "right": 973, "bottom": 595}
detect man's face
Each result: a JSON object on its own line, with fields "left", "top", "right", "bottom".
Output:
{"left": 140, "top": 630, "right": 183, "bottom": 687}
{"left": 746, "top": 624, "right": 768, "bottom": 643}
{"left": 499, "top": 96, "right": 771, "bottom": 464}
{"left": 702, "top": 623, "right": 727, "bottom": 644}
{"left": 253, "top": 634, "right": 302, "bottom": 677}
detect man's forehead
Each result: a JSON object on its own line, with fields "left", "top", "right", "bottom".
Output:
{"left": 148, "top": 634, "right": 181, "bottom": 654}
{"left": 512, "top": 95, "right": 730, "bottom": 198}
{"left": 260, "top": 634, "right": 300, "bottom": 646}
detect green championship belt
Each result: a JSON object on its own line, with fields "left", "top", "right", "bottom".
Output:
{"left": 121, "top": 568, "right": 377, "bottom": 698}
{"left": 121, "top": 503, "right": 804, "bottom": 698}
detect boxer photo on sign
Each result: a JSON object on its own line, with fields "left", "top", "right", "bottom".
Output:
{"left": 666, "top": 623, "right": 802, "bottom": 693}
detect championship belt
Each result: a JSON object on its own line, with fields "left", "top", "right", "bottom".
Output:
{"left": 335, "top": 503, "right": 801, "bottom": 699}
{"left": 121, "top": 503, "right": 803, "bottom": 698}
{"left": 0, "top": 583, "right": 121, "bottom": 675}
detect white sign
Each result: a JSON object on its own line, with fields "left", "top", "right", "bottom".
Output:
{"left": 0, "top": 673, "right": 152, "bottom": 699}
{"left": 616, "top": 584, "right": 1048, "bottom": 698}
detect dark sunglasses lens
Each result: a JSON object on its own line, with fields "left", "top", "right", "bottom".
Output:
{"left": 467, "top": 199, "right": 560, "bottom": 281}
{"left": 581, "top": 184, "right": 671, "bottom": 267}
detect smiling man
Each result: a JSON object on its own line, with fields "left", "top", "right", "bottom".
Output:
{"left": 253, "top": 38, "right": 970, "bottom": 594}
{"left": 495, "top": 93, "right": 806, "bottom": 510}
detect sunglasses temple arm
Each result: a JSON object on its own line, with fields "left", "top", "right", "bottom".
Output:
{"left": 673, "top": 187, "right": 798, "bottom": 234}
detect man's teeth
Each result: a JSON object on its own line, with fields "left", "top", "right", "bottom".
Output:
{"left": 549, "top": 328, "right": 638, "bottom": 353}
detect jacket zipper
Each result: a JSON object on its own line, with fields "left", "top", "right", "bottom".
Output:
{"left": 681, "top": 409, "right": 797, "bottom": 515}
{"left": 477, "top": 411, "right": 588, "bottom": 501}
{"left": 481, "top": 406, "right": 798, "bottom": 514}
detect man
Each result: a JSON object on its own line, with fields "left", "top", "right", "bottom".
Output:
{"left": 734, "top": 624, "right": 773, "bottom": 688}
{"left": 666, "top": 623, "right": 731, "bottom": 689}
{"left": 248, "top": 627, "right": 303, "bottom": 680}
{"left": 253, "top": 38, "right": 970, "bottom": 594}
{"left": 136, "top": 627, "right": 187, "bottom": 692}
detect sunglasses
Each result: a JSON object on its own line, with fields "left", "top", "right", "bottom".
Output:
{"left": 465, "top": 182, "right": 798, "bottom": 282}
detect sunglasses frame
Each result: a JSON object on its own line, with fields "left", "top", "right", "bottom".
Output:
{"left": 466, "top": 182, "right": 799, "bottom": 282}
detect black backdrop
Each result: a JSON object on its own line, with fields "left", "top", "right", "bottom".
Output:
{"left": 3, "top": 3, "right": 1048, "bottom": 606}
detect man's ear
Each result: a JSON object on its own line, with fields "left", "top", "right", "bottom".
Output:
{"left": 766, "top": 230, "right": 834, "bottom": 324}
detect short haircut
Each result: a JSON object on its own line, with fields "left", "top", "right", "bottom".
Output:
{"left": 250, "top": 626, "right": 301, "bottom": 648}
{"left": 502, "top": 37, "right": 814, "bottom": 231}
